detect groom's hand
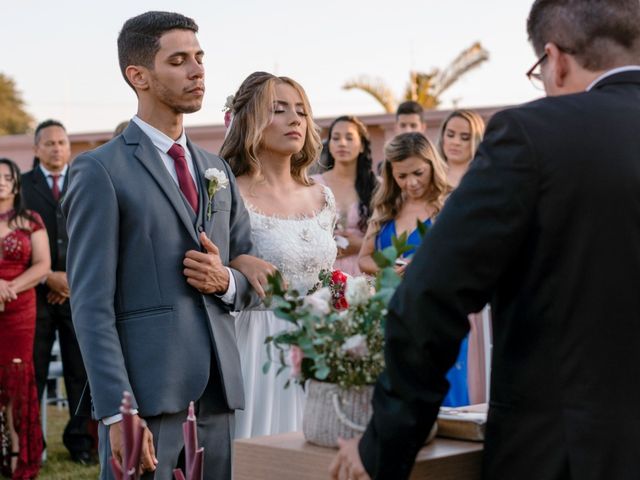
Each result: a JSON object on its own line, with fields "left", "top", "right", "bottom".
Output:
{"left": 183, "top": 232, "right": 230, "bottom": 294}
{"left": 109, "top": 415, "right": 157, "bottom": 474}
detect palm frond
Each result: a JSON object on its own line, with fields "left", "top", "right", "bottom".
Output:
{"left": 431, "top": 42, "right": 490, "bottom": 99}
{"left": 343, "top": 76, "right": 396, "bottom": 113}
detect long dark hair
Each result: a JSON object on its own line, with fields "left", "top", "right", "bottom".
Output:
{"left": 325, "top": 116, "right": 377, "bottom": 232}
{"left": 0, "top": 158, "right": 40, "bottom": 227}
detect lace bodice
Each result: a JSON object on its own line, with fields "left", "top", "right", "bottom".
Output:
{"left": 246, "top": 186, "right": 338, "bottom": 294}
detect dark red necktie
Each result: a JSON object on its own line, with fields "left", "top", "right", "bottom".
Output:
{"left": 50, "top": 174, "right": 60, "bottom": 202}
{"left": 167, "top": 143, "right": 199, "bottom": 213}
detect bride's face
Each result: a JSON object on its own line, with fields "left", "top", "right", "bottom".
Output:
{"left": 260, "top": 83, "right": 307, "bottom": 158}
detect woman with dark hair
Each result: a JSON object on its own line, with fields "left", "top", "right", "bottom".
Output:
{"left": 220, "top": 72, "right": 337, "bottom": 438}
{"left": 0, "top": 158, "right": 50, "bottom": 479}
{"left": 312, "top": 116, "right": 377, "bottom": 276}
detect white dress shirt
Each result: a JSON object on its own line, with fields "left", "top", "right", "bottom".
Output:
{"left": 39, "top": 163, "right": 68, "bottom": 192}
{"left": 586, "top": 65, "right": 640, "bottom": 91}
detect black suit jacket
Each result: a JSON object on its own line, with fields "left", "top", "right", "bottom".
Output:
{"left": 22, "top": 167, "right": 69, "bottom": 273}
{"left": 359, "top": 70, "right": 640, "bottom": 480}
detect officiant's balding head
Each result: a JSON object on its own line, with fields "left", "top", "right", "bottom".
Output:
{"left": 526, "top": 0, "right": 640, "bottom": 96}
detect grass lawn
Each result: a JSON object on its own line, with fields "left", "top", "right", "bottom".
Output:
{"left": 39, "top": 406, "right": 99, "bottom": 480}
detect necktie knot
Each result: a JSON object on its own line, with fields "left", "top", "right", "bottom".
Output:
{"left": 167, "top": 143, "right": 199, "bottom": 214}
{"left": 167, "top": 143, "right": 186, "bottom": 163}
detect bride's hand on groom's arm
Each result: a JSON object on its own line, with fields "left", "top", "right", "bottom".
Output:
{"left": 229, "top": 254, "right": 278, "bottom": 299}
{"left": 183, "top": 233, "right": 230, "bottom": 294}
{"left": 109, "top": 415, "right": 157, "bottom": 474}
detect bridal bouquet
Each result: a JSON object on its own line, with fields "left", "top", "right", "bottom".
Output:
{"left": 264, "top": 232, "right": 418, "bottom": 389}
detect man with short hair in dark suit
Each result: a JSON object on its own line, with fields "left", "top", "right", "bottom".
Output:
{"left": 22, "top": 119, "right": 95, "bottom": 464}
{"left": 331, "top": 0, "right": 640, "bottom": 479}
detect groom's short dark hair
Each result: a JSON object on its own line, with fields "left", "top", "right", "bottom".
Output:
{"left": 527, "top": 0, "right": 640, "bottom": 70}
{"left": 117, "top": 11, "right": 198, "bottom": 89}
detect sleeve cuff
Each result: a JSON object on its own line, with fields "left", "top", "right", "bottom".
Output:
{"left": 216, "top": 267, "right": 237, "bottom": 304}
{"left": 102, "top": 409, "right": 138, "bottom": 426}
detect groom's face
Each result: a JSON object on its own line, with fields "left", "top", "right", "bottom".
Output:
{"left": 147, "top": 29, "right": 205, "bottom": 114}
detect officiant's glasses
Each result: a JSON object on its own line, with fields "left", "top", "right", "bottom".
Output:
{"left": 526, "top": 52, "right": 547, "bottom": 90}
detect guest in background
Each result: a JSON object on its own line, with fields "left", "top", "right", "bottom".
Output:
{"left": 358, "top": 132, "right": 449, "bottom": 275}
{"left": 21, "top": 120, "right": 95, "bottom": 465}
{"left": 220, "top": 71, "right": 336, "bottom": 438}
{"left": 437, "top": 109, "right": 485, "bottom": 188}
{"left": 359, "top": 133, "right": 473, "bottom": 407}
{"left": 0, "top": 158, "right": 50, "bottom": 479}
{"left": 395, "top": 101, "right": 427, "bottom": 135}
{"left": 312, "top": 116, "right": 377, "bottom": 276}
{"left": 438, "top": 109, "right": 488, "bottom": 404}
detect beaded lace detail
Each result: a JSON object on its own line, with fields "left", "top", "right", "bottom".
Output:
{"left": 246, "top": 186, "right": 338, "bottom": 294}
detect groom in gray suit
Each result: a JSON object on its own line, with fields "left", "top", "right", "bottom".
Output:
{"left": 63, "top": 11, "right": 258, "bottom": 479}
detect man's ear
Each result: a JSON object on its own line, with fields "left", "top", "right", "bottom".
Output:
{"left": 546, "top": 42, "right": 570, "bottom": 90}
{"left": 125, "top": 65, "right": 150, "bottom": 91}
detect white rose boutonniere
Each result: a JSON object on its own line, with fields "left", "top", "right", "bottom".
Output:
{"left": 204, "top": 168, "right": 229, "bottom": 220}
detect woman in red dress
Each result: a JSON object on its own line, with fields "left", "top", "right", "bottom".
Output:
{"left": 0, "top": 158, "right": 50, "bottom": 479}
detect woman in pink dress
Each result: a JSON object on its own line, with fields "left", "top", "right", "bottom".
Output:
{"left": 0, "top": 158, "right": 50, "bottom": 479}
{"left": 312, "top": 116, "right": 378, "bottom": 276}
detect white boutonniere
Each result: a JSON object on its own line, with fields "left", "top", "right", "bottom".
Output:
{"left": 204, "top": 168, "right": 229, "bottom": 220}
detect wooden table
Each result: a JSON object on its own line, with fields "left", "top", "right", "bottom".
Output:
{"left": 234, "top": 432, "right": 483, "bottom": 479}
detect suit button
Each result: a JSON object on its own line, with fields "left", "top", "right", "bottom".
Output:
{"left": 57, "top": 239, "right": 63, "bottom": 244}
{"left": 197, "top": 225, "right": 204, "bottom": 232}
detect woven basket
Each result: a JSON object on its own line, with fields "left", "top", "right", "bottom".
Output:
{"left": 302, "top": 380, "right": 374, "bottom": 447}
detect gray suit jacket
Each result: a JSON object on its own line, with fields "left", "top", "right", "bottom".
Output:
{"left": 63, "top": 122, "right": 257, "bottom": 420}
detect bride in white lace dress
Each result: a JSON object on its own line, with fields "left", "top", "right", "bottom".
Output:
{"left": 221, "top": 72, "right": 337, "bottom": 438}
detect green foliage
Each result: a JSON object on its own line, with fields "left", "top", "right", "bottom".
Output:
{"left": 0, "top": 73, "right": 34, "bottom": 136}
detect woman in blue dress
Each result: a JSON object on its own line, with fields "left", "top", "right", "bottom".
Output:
{"left": 358, "top": 132, "right": 469, "bottom": 406}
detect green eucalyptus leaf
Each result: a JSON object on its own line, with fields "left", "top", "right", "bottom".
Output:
{"left": 416, "top": 219, "right": 429, "bottom": 239}
{"left": 262, "top": 360, "right": 271, "bottom": 374}
{"left": 315, "top": 363, "right": 330, "bottom": 380}
{"left": 372, "top": 250, "right": 392, "bottom": 268}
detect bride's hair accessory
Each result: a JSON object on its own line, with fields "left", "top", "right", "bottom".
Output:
{"left": 223, "top": 94, "right": 234, "bottom": 129}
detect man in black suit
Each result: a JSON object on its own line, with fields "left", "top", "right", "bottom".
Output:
{"left": 331, "top": 1, "right": 640, "bottom": 479}
{"left": 22, "top": 120, "right": 95, "bottom": 464}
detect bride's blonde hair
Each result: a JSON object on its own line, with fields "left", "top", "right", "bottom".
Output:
{"left": 219, "top": 71, "right": 322, "bottom": 185}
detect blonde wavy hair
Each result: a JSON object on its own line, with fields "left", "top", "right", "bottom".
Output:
{"left": 436, "top": 109, "right": 485, "bottom": 163}
{"left": 369, "top": 132, "right": 450, "bottom": 237}
{"left": 219, "top": 71, "right": 322, "bottom": 185}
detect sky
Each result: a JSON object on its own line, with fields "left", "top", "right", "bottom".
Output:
{"left": 3, "top": 0, "right": 538, "bottom": 134}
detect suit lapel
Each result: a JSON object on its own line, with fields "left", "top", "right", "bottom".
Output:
{"left": 126, "top": 126, "right": 199, "bottom": 244}
{"left": 31, "top": 168, "right": 57, "bottom": 207}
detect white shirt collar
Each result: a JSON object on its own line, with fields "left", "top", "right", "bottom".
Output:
{"left": 39, "top": 163, "right": 68, "bottom": 179}
{"left": 131, "top": 115, "right": 188, "bottom": 154}
{"left": 586, "top": 65, "right": 640, "bottom": 91}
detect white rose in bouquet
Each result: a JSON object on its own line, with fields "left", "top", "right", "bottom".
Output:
{"left": 341, "top": 334, "right": 369, "bottom": 358}
{"left": 345, "top": 276, "right": 370, "bottom": 307}
{"left": 303, "top": 287, "right": 332, "bottom": 316}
